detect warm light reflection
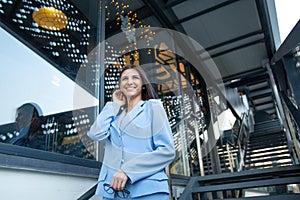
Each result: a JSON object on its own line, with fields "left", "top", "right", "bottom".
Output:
{"left": 32, "top": 7, "right": 68, "bottom": 31}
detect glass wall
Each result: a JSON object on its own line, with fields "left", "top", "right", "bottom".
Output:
{"left": 0, "top": 0, "right": 101, "bottom": 160}
{"left": 0, "top": 0, "right": 214, "bottom": 177}
{"left": 203, "top": 86, "right": 250, "bottom": 174}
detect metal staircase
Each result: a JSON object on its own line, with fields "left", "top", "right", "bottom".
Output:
{"left": 245, "top": 119, "right": 293, "bottom": 170}
{"left": 178, "top": 165, "right": 300, "bottom": 200}
{"left": 200, "top": 142, "right": 239, "bottom": 175}
{"left": 177, "top": 118, "right": 299, "bottom": 200}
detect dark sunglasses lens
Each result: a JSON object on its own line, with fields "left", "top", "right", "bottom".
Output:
{"left": 117, "top": 189, "right": 130, "bottom": 198}
{"left": 103, "top": 184, "right": 114, "bottom": 194}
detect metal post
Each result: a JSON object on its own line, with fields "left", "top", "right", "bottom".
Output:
{"left": 194, "top": 117, "right": 205, "bottom": 176}
{"left": 264, "top": 60, "right": 294, "bottom": 158}
{"left": 95, "top": 0, "right": 106, "bottom": 161}
{"left": 264, "top": 60, "right": 287, "bottom": 126}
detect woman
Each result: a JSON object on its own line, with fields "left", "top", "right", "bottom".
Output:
{"left": 88, "top": 65, "right": 175, "bottom": 199}
{"left": 9, "top": 103, "right": 44, "bottom": 148}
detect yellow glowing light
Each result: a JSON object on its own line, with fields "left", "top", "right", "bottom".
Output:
{"left": 32, "top": 7, "right": 68, "bottom": 31}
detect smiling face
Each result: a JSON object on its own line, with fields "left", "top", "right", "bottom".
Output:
{"left": 119, "top": 68, "right": 143, "bottom": 101}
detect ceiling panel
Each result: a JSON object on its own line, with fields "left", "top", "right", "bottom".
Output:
{"left": 172, "top": 0, "right": 228, "bottom": 19}
{"left": 174, "top": 0, "right": 262, "bottom": 48}
{"left": 166, "top": 0, "right": 280, "bottom": 81}
{"left": 212, "top": 43, "right": 268, "bottom": 77}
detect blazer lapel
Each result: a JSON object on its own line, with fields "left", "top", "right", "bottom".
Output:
{"left": 121, "top": 100, "right": 145, "bottom": 130}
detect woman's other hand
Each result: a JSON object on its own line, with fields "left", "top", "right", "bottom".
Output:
{"left": 110, "top": 169, "right": 128, "bottom": 191}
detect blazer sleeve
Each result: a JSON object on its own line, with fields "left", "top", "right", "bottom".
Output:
{"left": 87, "top": 102, "right": 121, "bottom": 141}
{"left": 121, "top": 100, "right": 175, "bottom": 183}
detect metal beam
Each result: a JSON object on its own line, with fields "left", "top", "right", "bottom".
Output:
{"left": 210, "top": 39, "right": 265, "bottom": 58}
{"left": 255, "top": 0, "right": 277, "bottom": 59}
{"left": 192, "top": 177, "right": 300, "bottom": 193}
{"left": 165, "top": 0, "right": 188, "bottom": 8}
{"left": 223, "top": 68, "right": 267, "bottom": 83}
{"left": 204, "top": 30, "right": 264, "bottom": 52}
{"left": 77, "top": 184, "right": 97, "bottom": 200}
{"left": 281, "top": 92, "right": 300, "bottom": 130}
{"left": 0, "top": 152, "right": 100, "bottom": 177}
{"left": 282, "top": 57, "right": 300, "bottom": 108}
{"left": 272, "top": 20, "right": 300, "bottom": 64}
{"left": 178, "top": 165, "right": 300, "bottom": 200}
{"left": 177, "top": 0, "right": 238, "bottom": 24}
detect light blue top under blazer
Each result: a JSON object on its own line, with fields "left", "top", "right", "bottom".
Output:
{"left": 87, "top": 99, "right": 176, "bottom": 198}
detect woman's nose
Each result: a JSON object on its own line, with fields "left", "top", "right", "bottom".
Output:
{"left": 127, "top": 78, "right": 133, "bottom": 84}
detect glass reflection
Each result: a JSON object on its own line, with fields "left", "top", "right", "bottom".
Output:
{"left": 0, "top": 0, "right": 100, "bottom": 159}
{"left": 0, "top": 102, "right": 95, "bottom": 159}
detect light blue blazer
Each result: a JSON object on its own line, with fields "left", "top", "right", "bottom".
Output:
{"left": 87, "top": 99, "right": 175, "bottom": 198}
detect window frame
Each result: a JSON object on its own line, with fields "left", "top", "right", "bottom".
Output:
{"left": 0, "top": 142, "right": 101, "bottom": 177}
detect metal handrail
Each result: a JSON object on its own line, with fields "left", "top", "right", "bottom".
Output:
{"left": 235, "top": 112, "right": 247, "bottom": 147}
{"left": 281, "top": 91, "right": 300, "bottom": 164}
{"left": 281, "top": 92, "right": 300, "bottom": 128}
{"left": 77, "top": 183, "right": 97, "bottom": 200}
{"left": 179, "top": 165, "right": 300, "bottom": 200}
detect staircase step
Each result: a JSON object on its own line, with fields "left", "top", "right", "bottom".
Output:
{"left": 246, "top": 158, "right": 292, "bottom": 166}
{"left": 253, "top": 130, "right": 282, "bottom": 135}
{"left": 248, "top": 138, "right": 287, "bottom": 147}
{"left": 254, "top": 119, "right": 281, "bottom": 127}
{"left": 202, "top": 158, "right": 238, "bottom": 168}
{"left": 245, "top": 161, "right": 292, "bottom": 170}
{"left": 248, "top": 138, "right": 285, "bottom": 146}
{"left": 245, "top": 155, "right": 292, "bottom": 164}
{"left": 249, "top": 133, "right": 286, "bottom": 142}
{"left": 246, "top": 150, "right": 290, "bottom": 160}
{"left": 245, "top": 160, "right": 292, "bottom": 167}
{"left": 247, "top": 142, "right": 288, "bottom": 151}
{"left": 254, "top": 124, "right": 282, "bottom": 131}
{"left": 249, "top": 132, "right": 284, "bottom": 140}
{"left": 247, "top": 145, "right": 289, "bottom": 154}
{"left": 251, "top": 129, "right": 283, "bottom": 137}
{"left": 254, "top": 122, "right": 281, "bottom": 129}
{"left": 203, "top": 163, "right": 236, "bottom": 171}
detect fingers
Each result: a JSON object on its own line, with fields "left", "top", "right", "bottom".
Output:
{"left": 110, "top": 169, "right": 128, "bottom": 191}
{"left": 114, "top": 90, "right": 122, "bottom": 97}
{"left": 112, "top": 90, "right": 120, "bottom": 100}
{"left": 112, "top": 90, "right": 126, "bottom": 106}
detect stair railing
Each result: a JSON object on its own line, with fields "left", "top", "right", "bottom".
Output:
{"left": 77, "top": 183, "right": 97, "bottom": 200}
{"left": 236, "top": 112, "right": 248, "bottom": 172}
{"left": 281, "top": 92, "right": 300, "bottom": 164}
{"left": 235, "top": 112, "right": 248, "bottom": 146}
{"left": 227, "top": 112, "right": 249, "bottom": 172}
{"left": 179, "top": 165, "right": 300, "bottom": 200}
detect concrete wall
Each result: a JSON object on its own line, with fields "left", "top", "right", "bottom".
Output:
{"left": 0, "top": 168, "right": 102, "bottom": 200}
